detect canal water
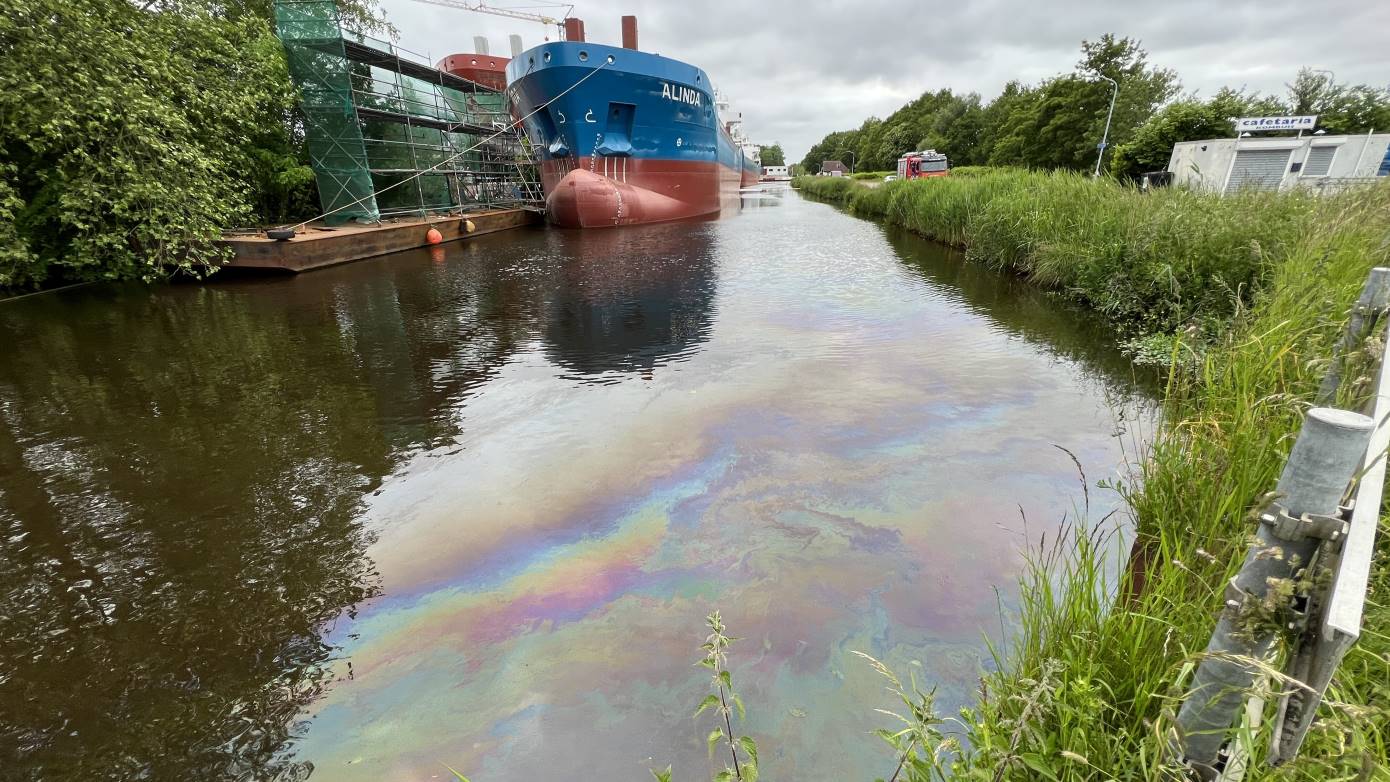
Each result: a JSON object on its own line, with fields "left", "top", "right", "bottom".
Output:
{"left": 0, "top": 191, "right": 1150, "bottom": 781}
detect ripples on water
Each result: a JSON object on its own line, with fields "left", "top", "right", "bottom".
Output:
{"left": 0, "top": 191, "right": 1151, "bottom": 780}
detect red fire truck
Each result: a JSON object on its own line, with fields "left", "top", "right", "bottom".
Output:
{"left": 896, "top": 150, "right": 950, "bottom": 179}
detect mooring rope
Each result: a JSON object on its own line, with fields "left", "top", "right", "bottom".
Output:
{"left": 290, "top": 54, "right": 613, "bottom": 231}
{"left": 0, "top": 280, "right": 99, "bottom": 305}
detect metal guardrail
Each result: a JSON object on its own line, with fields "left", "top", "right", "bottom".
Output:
{"left": 1175, "top": 266, "right": 1390, "bottom": 779}
{"left": 1268, "top": 297, "right": 1390, "bottom": 762}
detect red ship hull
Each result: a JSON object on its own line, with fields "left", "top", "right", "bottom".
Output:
{"left": 542, "top": 158, "right": 743, "bottom": 228}
{"left": 436, "top": 54, "right": 509, "bottom": 91}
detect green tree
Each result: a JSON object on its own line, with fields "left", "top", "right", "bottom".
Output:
{"left": 1287, "top": 67, "right": 1333, "bottom": 114}
{"left": 800, "top": 129, "right": 860, "bottom": 174}
{"left": 921, "top": 93, "right": 985, "bottom": 165}
{"left": 1079, "top": 34, "right": 1179, "bottom": 171}
{"left": 758, "top": 143, "right": 785, "bottom": 167}
{"left": 1105, "top": 73, "right": 1387, "bottom": 179}
{"left": 797, "top": 35, "right": 1179, "bottom": 176}
{"left": 1286, "top": 67, "right": 1390, "bottom": 134}
{"left": 1110, "top": 88, "right": 1279, "bottom": 178}
{"left": 854, "top": 117, "right": 885, "bottom": 171}
{"left": 996, "top": 35, "right": 1177, "bottom": 171}
{"left": 875, "top": 120, "right": 919, "bottom": 169}
{"left": 981, "top": 81, "right": 1042, "bottom": 166}
{"left": 1318, "top": 84, "right": 1390, "bottom": 134}
{"left": 863, "top": 89, "right": 959, "bottom": 169}
{"left": 0, "top": 0, "right": 384, "bottom": 291}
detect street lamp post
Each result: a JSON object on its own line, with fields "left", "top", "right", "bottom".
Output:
{"left": 847, "top": 150, "right": 856, "bottom": 174}
{"left": 1093, "top": 74, "right": 1118, "bottom": 178}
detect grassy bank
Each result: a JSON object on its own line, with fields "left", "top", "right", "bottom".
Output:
{"left": 796, "top": 171, "right": 1390, "bottom": 778}
{"left": 795, "top": 171, "right": 1334, "bottom": 359}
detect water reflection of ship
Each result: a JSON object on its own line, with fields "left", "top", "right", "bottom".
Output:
{"left": 540, "top": 222, "right": 718, "bottom": 378}
{"left": 0, "top": 223, "right": 720, "bottom": 778}
{"left": 738, "top": 184, "right": 787, "bottom": 209}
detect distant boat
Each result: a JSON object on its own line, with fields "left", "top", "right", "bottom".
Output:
{"left": 504, "top": 17, "right": 760, "bottom": 228}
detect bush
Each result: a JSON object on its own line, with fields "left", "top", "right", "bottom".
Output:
{"left": 0, "top": 0, "right": 380, "bottom": 291}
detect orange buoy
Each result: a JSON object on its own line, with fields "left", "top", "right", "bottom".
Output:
{"left": 426, "top": 227, "right": 443, "bottom": 245}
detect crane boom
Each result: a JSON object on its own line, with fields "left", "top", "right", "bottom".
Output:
{"left": 405, "top": 0, "right": 571, "bottom": 29}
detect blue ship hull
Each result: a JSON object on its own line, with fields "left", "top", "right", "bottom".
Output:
{"left": 505, "top": 41, "right": 756, "bottom": 227}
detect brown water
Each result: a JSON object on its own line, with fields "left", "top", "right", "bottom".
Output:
{"left": 0, "top": 191, "right": 1150, "bottom": 781}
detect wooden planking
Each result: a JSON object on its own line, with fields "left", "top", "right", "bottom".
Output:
{"left": 219, "top": 209, "right": 540, "bottom": 273}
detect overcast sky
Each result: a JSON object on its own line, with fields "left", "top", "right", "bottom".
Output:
{"left": 381, "top": 0, "right": 1390, "bottom": 160}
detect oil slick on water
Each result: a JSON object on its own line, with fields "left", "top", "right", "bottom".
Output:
{"left": 0, "top": 193, "right": 1150, "bottom": 781}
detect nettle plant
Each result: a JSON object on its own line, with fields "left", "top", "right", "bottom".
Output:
{"left": 653, "top": 611, "right": 759, "bottom": 782}
{"left": 854, "top": 652, "right": 958, "bottom": 782}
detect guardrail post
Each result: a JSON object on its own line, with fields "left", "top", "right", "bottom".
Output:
{"left": 1270, "top": 311, "right": 1390, "bottom": 763}
{"left": 1316, "top": 267, "right": 1390, "bottom": 406}
{"left": 1175, "top": 406, "right": 1373, "bottom": 776}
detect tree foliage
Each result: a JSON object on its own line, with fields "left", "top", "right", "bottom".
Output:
{"left": 1110, "top": 68, "right": 1390, "bottom": 178}
{"left": 1282, "top": 67, "right": 1390, "bottom": 134}
{"left": 758, "top": 143, "right": 786, "bottom": 167}
{"left": 800, "top": 36, "right": 1176, "bottom": 174}
{"left": 799, "top": 37, "right": 1390, "bottom": 182}
{"left": 1108, "top": 88, "right": 1279, "bottom": 178}
{"left": 0, "top": 0, "right": 383, "bottom": 291}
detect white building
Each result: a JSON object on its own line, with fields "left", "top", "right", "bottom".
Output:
{"left": 1167, "top": 132, "right": 1390, "bottom": 194}
{"left": 761, "top": 165, "right": 789, "bottom": 180}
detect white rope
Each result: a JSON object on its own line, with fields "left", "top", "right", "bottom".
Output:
{"left": 290, "top": 56, "right": 612, "bottom": 231}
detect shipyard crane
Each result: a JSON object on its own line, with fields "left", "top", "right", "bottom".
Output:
{"left": 404, "top": 0, "right": 573, "bottom": 38}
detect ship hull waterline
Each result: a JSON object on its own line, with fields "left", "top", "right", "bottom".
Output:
{"left": 542, "top": 159, "right": 744, "bottom": 228}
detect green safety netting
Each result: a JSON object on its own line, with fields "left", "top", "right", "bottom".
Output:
{"left": 273, "top": 0, "right": 541, "bottom": 225}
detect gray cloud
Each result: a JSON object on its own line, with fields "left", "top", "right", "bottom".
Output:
{"left": 381, "top": 0, "right": 1390, "bottom": 160}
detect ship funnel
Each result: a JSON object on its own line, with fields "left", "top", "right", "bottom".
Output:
{"left": 621, "top": 15, "right": 638, "bottom": 50}
{"left": 473, "top": 35, "right": 489, "bottom": 54}
{"left": 563, "top": 17, "right": 585, "bottom": 42}
{"left": 509, "top": 34, "right": 523, "bottom": 56}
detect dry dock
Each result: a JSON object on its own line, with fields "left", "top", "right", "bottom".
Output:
{"left": 220, "top": 208, "right": 541, "bottom": 273}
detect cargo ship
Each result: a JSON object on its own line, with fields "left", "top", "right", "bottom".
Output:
{"left": 437, "top": 51, "right": 509, "bottom": 92}
{"left": 504, "top": 16, "right": 761, "bottom": 228}
{"left": 437, "top": 35, "right": 524, "bottom": 92}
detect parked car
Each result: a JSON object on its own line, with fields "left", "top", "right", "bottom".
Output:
{"left": 884, "top": 174, "right": 898, "bottom": 182}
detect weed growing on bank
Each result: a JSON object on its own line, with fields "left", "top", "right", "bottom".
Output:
{"left": 654, "top": 616, "right": 960, "bottom": 782}
{"left": 856, "top": 651, "right": 958, "bottom": 782}
{"left": 653, "top": 611, "right": 760, "bottom": 782}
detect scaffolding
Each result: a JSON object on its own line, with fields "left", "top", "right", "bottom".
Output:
{"left": 273, "top": 0, "right": 543, "bottom": 224}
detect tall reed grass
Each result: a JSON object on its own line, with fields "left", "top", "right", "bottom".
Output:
{"left": 797, "top": 171, "right": 1390, "bottom": 778}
